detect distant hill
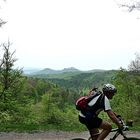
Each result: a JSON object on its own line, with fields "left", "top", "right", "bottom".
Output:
{"left": 47, "top": 70, "right": 117, "bottom": 89}
{"left": 32, "top": 67, "right": 81, "bottom": 75}
{"left": 25, "top": 67, "right": 117, "bottom": 90}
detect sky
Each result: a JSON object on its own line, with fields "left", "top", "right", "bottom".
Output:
{"left": 0, "top": 0, "right": 140, "bottom": 71}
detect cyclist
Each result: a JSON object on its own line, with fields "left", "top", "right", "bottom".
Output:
{"left": 78, "top": 84, "right": 123, "bottom": 140}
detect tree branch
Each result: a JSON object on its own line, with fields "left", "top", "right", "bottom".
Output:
{"left": 0, "top": 18, "right": 7, "bottom": 27}
{"left": 115, "top": 0, "right": 140, "bottom": 12}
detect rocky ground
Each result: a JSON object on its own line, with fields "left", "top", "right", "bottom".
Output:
{"left": 0, "top": 131, "right": 140, "bottom": 140}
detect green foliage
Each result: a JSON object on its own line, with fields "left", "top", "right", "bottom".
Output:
{"left": 0, "top": 45, "right": 140, "bottom": 132}
{"left": 112, "top": 68, "right": 140, "bottom": 123}
{"left": 31, "top": 70, "right": 116, "bottom": 90}
{"left": 0, "top": 111, "right": 11, "bottom": 123}
{"left": 30, "top": 91, "right": 85, "bottom": 131}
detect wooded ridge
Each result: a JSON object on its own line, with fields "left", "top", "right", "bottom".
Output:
{"left": 0, "top": 45, "right": 140, "bottom": 131}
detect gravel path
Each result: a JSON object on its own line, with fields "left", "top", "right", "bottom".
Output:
{"left": 0, "top": 131, "right": 139, "bottom": 140}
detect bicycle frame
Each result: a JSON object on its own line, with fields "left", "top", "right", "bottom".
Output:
{"left": 71, "top": 116, "right": 140, "bottom": 140}
{"left": 110, "top": 127, "right": 128, "bottom": 140}
{"left": 88, "top": 116, "right": 134, "bottom": 140}
{"left": 87, "top": 128, "right": 128, "bottom": 140}
{"left": 109, "top": 115, "right": 129, "bottom": 140}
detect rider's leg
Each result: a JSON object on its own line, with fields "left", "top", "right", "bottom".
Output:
{"left": 97, "top": 121, "right": 112, "bottom": 140}
{"left": 89, "top": 128, "right": 100, "bottom": 140}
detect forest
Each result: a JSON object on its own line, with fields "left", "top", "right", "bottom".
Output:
{"left": 0, "top": 43, "right": 140, "bottom": 132}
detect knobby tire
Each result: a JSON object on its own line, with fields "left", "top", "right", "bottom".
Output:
{"left": 124, "top": 138, "right": 140, "bottom": 140}
{"left": 71, "top": 137, "right": 140, "bottom": 140}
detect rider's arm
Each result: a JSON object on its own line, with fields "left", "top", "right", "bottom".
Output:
{"left": 106, "top": 110, "right": 123, "bottom": 129}
{"left": 103, "top": 96, "right": 123, "bottom": 129}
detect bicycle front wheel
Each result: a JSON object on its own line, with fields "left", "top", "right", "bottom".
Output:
{"left": 124, "top": 137, "right": 140, "bottom": 140}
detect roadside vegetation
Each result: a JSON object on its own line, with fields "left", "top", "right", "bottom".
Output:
{"left": 0, "top": 43, "right": 140, "bottom": 132}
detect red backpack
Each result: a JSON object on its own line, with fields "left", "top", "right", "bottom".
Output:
{"left": 75, "top": 89, "right": 101, "bottom": 111}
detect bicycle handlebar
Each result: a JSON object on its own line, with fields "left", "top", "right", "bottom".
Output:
{"left": 111, "top": 125, "right": 129, "bottom": 132}
{"left": 111, "top": 115, "right": 129, "bottom": 132}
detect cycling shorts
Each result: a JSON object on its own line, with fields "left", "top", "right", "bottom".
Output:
{"left": 79, "top": 115, "right": 102, "bottom": 130}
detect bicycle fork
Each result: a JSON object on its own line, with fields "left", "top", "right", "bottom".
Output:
{"left": 110, "top": 131, "right": 127, "bottom": 140}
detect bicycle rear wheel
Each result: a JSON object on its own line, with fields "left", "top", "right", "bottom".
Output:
{"left": 124, "top": 138, "right": 140, "bottom": 140}
{"left": 71, "top": 138, "right": 86, "bottom": 140}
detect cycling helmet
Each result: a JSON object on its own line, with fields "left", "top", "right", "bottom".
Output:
{"left": 102, "top": 84, "right": 117, "bottom": 94}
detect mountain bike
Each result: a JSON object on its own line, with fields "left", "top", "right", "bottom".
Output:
{"left": 71, "top": 116, "right": 140, "bottom": 140}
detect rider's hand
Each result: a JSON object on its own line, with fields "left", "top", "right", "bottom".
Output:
{"left": 118, "top": 123, "right": 124, "bottom": 130}
{"left": 116, "top": 114, "right": 122, "bottom": 119}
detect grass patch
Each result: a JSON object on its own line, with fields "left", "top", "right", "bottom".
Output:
{"left": 0, "top": 123, "right": 86, "bottom": 132}
{"left": 0, "top": 122, "right": 139, "bottom": 132}
{"left": 0, "top": 124, "right": 57, "bottom": 132}
{"left": 129, "top": 124, "right": 140, "bottom": 131}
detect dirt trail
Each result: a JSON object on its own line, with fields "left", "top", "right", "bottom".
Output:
{"left": 0, "top": 131, "right": 140, "bottom": 140}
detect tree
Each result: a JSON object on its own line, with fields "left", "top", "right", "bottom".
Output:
{"left": 115, "top": 0, "right": 140, "bottom": 12}
{"left": 128, "top": 52, "right": 140, "bottom": 73}
{"left": 0, "top": 18, "right": 6, "bottom": 27}
{"left": 0, "top": 0, "right": 6, "bottom": 27}
{"left": 112, "top": 54, "right": 140, "bottom": 122}
{"left": 0, "top": 41, "right": 23, "bottom": 103}
{"left": 113, "top": 68, "right": 140, "bottom": 121}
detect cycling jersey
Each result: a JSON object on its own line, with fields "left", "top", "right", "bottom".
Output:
{"left": 79, "top": 94, "right": 111, "bottom": 119}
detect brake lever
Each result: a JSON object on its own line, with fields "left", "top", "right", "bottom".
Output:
{"left": 123, "top": 125, "right": 129, "bottom": 131}
{"left": 116, "top": 115, "right": 129, "bottom": 131}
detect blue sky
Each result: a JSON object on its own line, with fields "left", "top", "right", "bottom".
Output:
{"left": 0, "top": 0, "right": 140, "bottom": 70}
